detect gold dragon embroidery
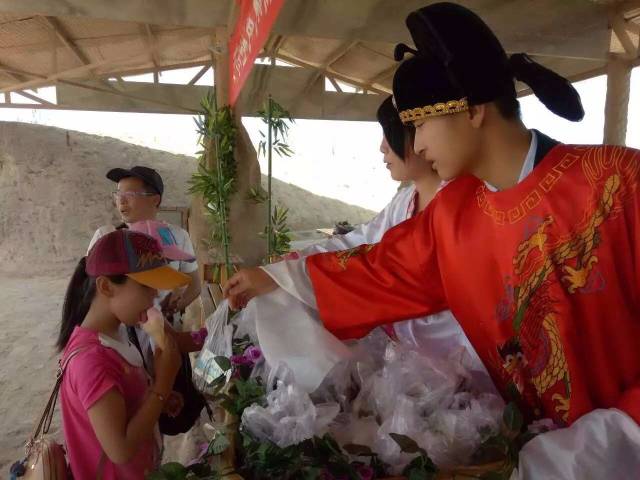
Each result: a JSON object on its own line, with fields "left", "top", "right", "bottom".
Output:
{"left": 502, "top": 174, "right": 621, "bottom": 422}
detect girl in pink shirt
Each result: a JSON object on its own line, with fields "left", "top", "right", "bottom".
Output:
{"left": 57, "top": 229, "right": 191, "bottom": 479}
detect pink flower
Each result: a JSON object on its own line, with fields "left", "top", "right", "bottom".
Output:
{"left": 357, "top": 465, "right": 374, "bottom": 480}
{"left": 231, "top": 354, "right": 251, "bottom": 366}
{"left": 284, "top": 252, "right": 300, "bottom": 261}
{"left": 186, "top": 442, "right": 210, "bottom": 465}
{"left": 244, "top": 345, "right": 263, "bottom": 362}
{"left": 190, "top": 327, "right": 208, "bottom": 345}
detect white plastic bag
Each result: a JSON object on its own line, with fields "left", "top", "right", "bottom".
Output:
{"left": 241, "top": 371, "right": 340, "bottom": 448}
{"left": 247, "top": 289, "right": 352, "bottom": 392}
{"left": 193, "top": 300, "right": 233, "bottom": 393}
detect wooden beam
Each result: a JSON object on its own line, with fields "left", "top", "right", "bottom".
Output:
{"left": 41, "top": 16, "right": 91, "bottom": 66}
{"left": 275, "top": 53, "right": 389, "bottom": 95}
{"left": 610, "top": 11, "right": 639, "bottom": 59}
{"left": 0, "top": 58, "right": 115, "bottom": 93}
{"left": 0, "top": 62, "right": 198, "bottom": 113}
{"left": 267, "top": 35, "right": 286, "bottom": 58}
{"left": 328, "top": 77, "right": 342, "bottom": 92}
{"left": 0, "top": 0, "right": 227, "bottom": 29}
{"left": 188, "top": 65, "right": 210, "bottom": 85}
{"left": 0, "top": 63, "right": 26, "bottom": 83}
{"left": 213, "top": 27, "right": 229, "bottom": 104}
{"left": 98, "top": 60, "right": 211, "bottom": 83}
{"left": 248, "top": 34, "right": 286, "bottom": 98}
{"left": 364, "top": 64, "right": 396, "bottom": 90}
{"left": 302, "top": 40, "right": 359, "bottom": 93}
{"left": 140, "top": 23, "right": 161, "bottom": 71}
{"left": 40, "top": 16, "right": 127, "bottom": 92}
{"left": 14, "top": 90, "right": 54, "bottom": 105}
{"left": 0, "top": 32, "right": 206, "bottom": 94}
{"left": 57, "top": 80, "right": 201, "bottom": 113}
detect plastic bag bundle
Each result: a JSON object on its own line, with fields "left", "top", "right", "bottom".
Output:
{"left": 372, "top": 395, "right": 427, "bottom": 472}
{"left": 193, "top": 300, "right": 233, "bottom": 393}
{"left": 241, "top": 368, "right": 340, "bottom": 448}
{"left": 353, "top": 343, "right": 462, "bottom": 421}
{"left": 234, "top": 311, "right": 505, "bottom": 471}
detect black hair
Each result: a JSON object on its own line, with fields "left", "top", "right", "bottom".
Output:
{"left": 493, "top": 93, "right": 521, "bottom": 121}
{"left": 403, "top": 126, "right": 416, "bottom": 159}
{"left": 140, "top": 180, "right": 162, "bottom": 208}
{"left": 56, "top": 257, "right": 127, "bottom": 351}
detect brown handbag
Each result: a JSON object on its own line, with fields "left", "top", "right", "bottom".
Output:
{"left": 13, "top": 349, "right": 85, "bottom": 480}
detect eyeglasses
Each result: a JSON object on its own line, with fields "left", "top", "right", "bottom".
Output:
{"left": 112, "top": 191, "right": 157, "bottom": 201}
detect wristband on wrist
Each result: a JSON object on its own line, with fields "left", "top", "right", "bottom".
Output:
{"left": 149, "top": 389, "right": 167, "bottom": 402}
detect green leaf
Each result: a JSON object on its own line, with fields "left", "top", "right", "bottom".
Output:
{"left": 402, "top": 455, "right": 438, "bottom": 480}
{"left": 185, "top": 463, "right": 213, "bottom": 476}
{"left": 408, "top": 469, "right": 434, "bottom": 480}
{"left": 208, "top": 373, "right": 226, "bottom": 390}
{"left": 342, "top": 443, "right": 374, "bottom": 456}
{"left": 503, "top": 402, "right": 524, "bottom": 433}
{"left": 257, "top": 442, "right": 271, "bottom": 463}
{"left": 389, "top": 433, "right": 426, "bottom": 455}
{"left": 146, "top": 472, "right": 167, "bottom": 480}
{"left": 214, "top": 356, "right": 231, "bottom": 372}
{"left": 158, "top": 462, "right": 188, "bottom": 480}
{"left": 209, "top": 432, "right": 231, "bottom": 455}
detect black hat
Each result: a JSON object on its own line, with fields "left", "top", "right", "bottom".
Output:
{"left": 377, "top": 96, "right": 411, "bottom": 159}
{"left": 393, "top": 2, "right": 584, "bottom": 124}
{"left": 106, "top": 166, "right": 164, "bottom": 196}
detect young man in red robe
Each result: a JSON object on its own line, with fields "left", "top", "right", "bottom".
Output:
{"left": 224, "top": 3, "right": 640, "bottom": 477}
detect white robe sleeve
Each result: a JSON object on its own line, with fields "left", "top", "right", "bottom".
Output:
{"left": 295, "top": 186, "right": 416, "bottom": 258}
{"left": 510, "top": 409, "right": 640, "bottom": 480}
{"left": 260, "top": 187, "right": 416, "bottom": 309}
{"left": 261, "top": 257, "right": 317, "bottom": 309}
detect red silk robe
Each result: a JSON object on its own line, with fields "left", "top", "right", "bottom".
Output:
{"left": 307, "top": 144, "right": 640, "bottom": 427}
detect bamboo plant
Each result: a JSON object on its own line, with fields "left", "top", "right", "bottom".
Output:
{"left": 253, "top": 95, "right": 295, "bottom": 259}
{"left": 189, "top": 88, "right": 237, "bottom": 279}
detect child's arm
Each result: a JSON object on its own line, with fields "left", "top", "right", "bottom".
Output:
{"left": 87, "top": 337, "right": 181, "bottom": 464}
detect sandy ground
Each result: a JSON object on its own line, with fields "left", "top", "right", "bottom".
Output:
{"left": 0, "top": 275, "right": 67, "bottom": 471}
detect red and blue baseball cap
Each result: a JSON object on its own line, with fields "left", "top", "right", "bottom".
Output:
{"left": 86, "top": 229, "right": 191, "bottom": 290}
{"left": 128, "top": 220, "right": 196, "bottom": 262}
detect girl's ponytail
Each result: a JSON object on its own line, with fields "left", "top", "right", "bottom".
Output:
{"left": 57, "top": 257, "right": 96, "bottom": 351}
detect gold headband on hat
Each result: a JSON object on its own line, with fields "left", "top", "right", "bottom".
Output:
{"left": 399, "top": 97, "right": 469, "bottom": 124}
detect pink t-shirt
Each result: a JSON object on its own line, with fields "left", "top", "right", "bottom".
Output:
{"left": 60, "top": 326, "right": 156, "bottom": 479}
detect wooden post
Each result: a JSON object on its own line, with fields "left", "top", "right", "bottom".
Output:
{"left": 213, "top": 26, "right": 230, "bottom": 116}
{"left": 603, "top": 55, "right": 632, "bottom": 146}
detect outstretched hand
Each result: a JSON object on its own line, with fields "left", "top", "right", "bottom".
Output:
{"left": 222, "top": 267, "right": 278, "bottom": 310}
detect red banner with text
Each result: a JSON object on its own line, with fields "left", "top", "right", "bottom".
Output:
{"left": 228, "top": 0, "right": 285, "bottom": 105}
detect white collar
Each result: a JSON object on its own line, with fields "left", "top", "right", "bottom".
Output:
{"left": 485, "top": 130, "right": 538, "bottom": 192}
{"left": 99, "top": 330, "right": 144, "bottom": 368}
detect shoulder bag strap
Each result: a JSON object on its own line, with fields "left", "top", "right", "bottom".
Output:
{"left": 26, "top": 348, "right": 86, "bottom": 454}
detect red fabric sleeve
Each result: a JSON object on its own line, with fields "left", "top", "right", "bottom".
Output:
{"left": 306, "top": 205, "right": 447, "bottom": 339}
